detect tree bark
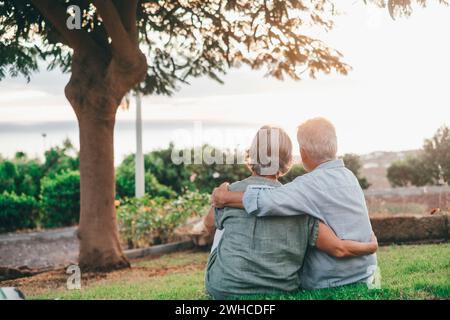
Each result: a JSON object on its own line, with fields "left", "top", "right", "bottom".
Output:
{"left": 76, "top": 113, "right": 129, "bottom": 271}
{"left": 65, "top": 50, "right": 147, "bottom": 271}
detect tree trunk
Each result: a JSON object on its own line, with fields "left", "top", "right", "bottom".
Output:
{"left": 30, "top": 0, "right": 147, "bottom": 272}
{"left": 76, "top": 112, "right": 129, "bottom": 271}
{"left": 65, "top": 49, "right": 147, "bottom": 271}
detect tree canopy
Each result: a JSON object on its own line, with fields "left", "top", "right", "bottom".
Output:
{"left": 3, "top": 0, "right": 446, "bottom": 92}
{"left": 1, "top": 0, "right": 354, "bottom": 93}
{"left": 3, "top": 0, "right": 443, "bottom": 95}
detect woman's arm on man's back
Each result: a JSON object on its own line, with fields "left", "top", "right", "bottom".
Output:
{"left": 316, "top": 223, "right": 378, "bottom": 258}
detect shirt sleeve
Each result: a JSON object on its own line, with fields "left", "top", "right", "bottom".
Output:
{"left": 241, "top": 185, "right": 275, "bottom": 214}
{"left": 242, "top": 176, "right": 321, "bottom": 219}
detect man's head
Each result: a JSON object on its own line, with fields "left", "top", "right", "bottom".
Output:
{"left": 297, "top": 117, "right": 337, "bottom": 172}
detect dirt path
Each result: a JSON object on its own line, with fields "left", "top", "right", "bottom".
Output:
{"left": 0, "top": 227, "right": 79, "bottom": 271}
{"left": 0, "top": 226, "right": 195, "bottom": 282}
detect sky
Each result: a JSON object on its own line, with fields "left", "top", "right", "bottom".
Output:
{"left": 0, "top": 1, "right": 449, "bottom": 160}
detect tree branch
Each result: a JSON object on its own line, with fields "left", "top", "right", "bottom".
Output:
{"left": 76, "top": 0, "right": 110, "bottom": 50}
{"left": 31, "top": 0, "right": 94, "bottom": 52}
{"left": 113, "top": 0, "right": 139, "bottom": 42}
{"left": 92, "top": 0, "right": 139, "bottom": 63}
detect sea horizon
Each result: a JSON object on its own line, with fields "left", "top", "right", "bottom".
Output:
{"left": 0, "top": 119, "right": 260, "bottom": 165}
{"left": 0, "top": 119, "right": 426, "bottom": 167}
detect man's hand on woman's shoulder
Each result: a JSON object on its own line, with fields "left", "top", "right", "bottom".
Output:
{"left": 211, "top": 182, "right": 230, "bottom": 208}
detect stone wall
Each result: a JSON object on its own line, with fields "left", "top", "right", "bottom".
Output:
{"left": 371, "top": 215, "right": 449, "bottom": 244}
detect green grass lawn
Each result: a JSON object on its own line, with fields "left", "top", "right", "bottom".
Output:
{"left": 19, "top": 243, "right": 450, "bottom": 300}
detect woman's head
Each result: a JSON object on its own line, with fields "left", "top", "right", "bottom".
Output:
{"left": 246, "top": 125, "right": 293, "bottom": 177}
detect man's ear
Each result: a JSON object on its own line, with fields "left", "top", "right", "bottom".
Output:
{"left": 300, "top": 146, "right": 312, "bottom": 172}
{"left": 300, "top": 146, "right": 307, "bottom": 161}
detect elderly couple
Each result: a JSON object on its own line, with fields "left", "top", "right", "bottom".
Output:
{"left": 194, "top": 117, "right": 378, "bottom": 300}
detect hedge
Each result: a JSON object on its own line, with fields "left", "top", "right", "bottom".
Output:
{"left": 0, "top": 191, "right": 39, "bottom": 232}
{"left": 39, "top": 170, "right": 80, "bottom": 228}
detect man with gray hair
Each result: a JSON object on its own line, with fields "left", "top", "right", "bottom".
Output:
{"left": 211, "top": 117, "right": 378, "bottom": 289}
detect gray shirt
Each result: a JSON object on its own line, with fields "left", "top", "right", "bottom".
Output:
{"left": 242, "top": 159, "right": 378, "bottom": 289}
{"left": 205, "top": 176, "right": 319, "bottom": 300}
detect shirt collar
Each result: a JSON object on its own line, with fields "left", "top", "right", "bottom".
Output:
{"left": 315, "top": 159, "right": 344, "bottom": 170}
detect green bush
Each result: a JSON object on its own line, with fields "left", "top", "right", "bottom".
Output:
{"left": 0, "top": 157, "right": 44, "bottom": 198}
{"left": 116, "top": 162, "right": 176, "bottom": 199}
{"left": 117, "top": 143, "right": 193, "bottom": 197}
{"left": 117, "top": 191, "right": 209, "bottom": 248}
{"left": 40, "top": 170, "right": 80, "bottom": 228}
{"left": 145, "top": 145, "right": 195, "bottom": 193}
{"left": 13, "top": 155, "right": 42, "bottom": 198}
{"left": 0, "top": 141, "right": 79, "bottom": 200}
{"left": 41, "top": 139, "right": 79, "bottom": 178}
{"left": 118, "top": 144, "right": 252, "bottom": 195}
{"left": 0, "top": 191, "right": 39, "bottom": 232}
{"left": 186, "top": 145, "right": 250, "bottom": 193}
{"left": 0, "top": 160, "right": 19, "bottom": 194}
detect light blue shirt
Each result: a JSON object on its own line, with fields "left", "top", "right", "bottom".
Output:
{"left": 242, "top": 159, "right": 377, "bottom": 289}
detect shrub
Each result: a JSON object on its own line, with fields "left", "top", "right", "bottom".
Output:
{"left": 0, "top": 191, "right": 39, "bottom": 232}
{"left": 13, "top": 155, "right": 42, "bottom": 198}
{"left": 119, "top": 143, "right": 195, "bottom": 194}
{"left": 40, "top": 170, "right": 80, "bottom": 228}
{"left": 186, "top": 145, "right": 250, "bottom": 193}
{"left": 0, "top": 141, "right": 79, "bottom": 201}
{"left": 145, "top": 145, "right": 195, "bottom": 193}
{"left": 41, "top": 139, "right": 79, "bottom": 178}
{"left": 0, "top": 160, "right": 18, "bottom": 194}
{"left": 118, "top": 144, "right": 252, "bottom": 195}
{"left": 117, "top": 191, "right": 209, "bottom": 248}
{"left": 116, "top": 163, "right": 176, "bottom": 199}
